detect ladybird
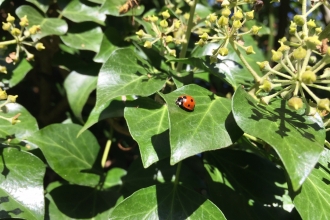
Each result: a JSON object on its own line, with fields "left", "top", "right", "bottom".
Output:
{"left": 175, "top": 95, "right": 195, "bottom": 111}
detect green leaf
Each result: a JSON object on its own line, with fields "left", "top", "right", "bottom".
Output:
{"left": 60, "top": 24, "right": 103, "bottom": 52}
{"left": 0, "top": 148, "right": 45, "bottom": 220}
{"left": 16, "top": 5, "right": 68, "bottom": 41}
{"left": 232, "top": 87, "right": 325, "bottom": 191}
{"left": 319, "top": 22, "right": 330, "bottom": 40}
{"left": 99, "top": 0, "right": 144, "bottom": 16}
{"left": 160, "top": 84, "right": 242, "bottom": 165}
{"left": 62, "top": 0, "right": 106, "bottom": 25}
{"left": 64, "top": 71, "right": 97, "bottom": 122}
{"left": 110, "top": 184, "right": 226, "bottom": 219}
{"left": 124, "top": 98, "right": 170, "bottom": 168}
{"left": 0, "top": 103, "right": 39, "bottom": 141}
{"left": 204, "top": 149, "right": 292, "bottom": 219}
{"left": 0, "top": 59, "right": 33, "bottom": 88}
{"left": 46, "top": 181, "right": 122, "bottom": 219}
{"left": 26, "top": 0, "right": 49, "bottom": 13}
{"left": 293, "top": 148, "right": 330, "bottom": 219}
{"left": 79, "top": 48, "right": 166, "bottom": 134}
{"left": 103, "top": 167, "right": 127, "bottom": 189}
{"left": 26, "top": 124, "right": 102, "bottom": 186}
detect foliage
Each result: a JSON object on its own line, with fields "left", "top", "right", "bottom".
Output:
{"left": 0, "top": 0, "right": 329, "bottom": 219}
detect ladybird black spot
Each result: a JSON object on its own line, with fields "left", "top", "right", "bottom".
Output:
{"left": 188, "top": 104, "right": 190, "bottom": 107}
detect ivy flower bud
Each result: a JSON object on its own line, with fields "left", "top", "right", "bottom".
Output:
{"left": 301, "top": 70, "right": 316, "bottom": 84}
{"left": 200, "top": 32, "right": 209, "bottom": 41}
{"left": 8, "top": 95, "right": 18, "bottom": 103}
{"left": 289, "top": 27, "right": 297, "bottom": 35}
{"left": 160, "top": 19, "right": 168, "bottom": 28}
{"left": 2, "top": 22, "right": 11, "bottom": 31}
{"left": 174, "top": 20, "right": 181, "bottom": 29}
{"left": 10, "top": 113, "right": 21, "bottom": 125}
{"left": 217, "top": 16, "right": 229, "bottom": 27}
{"left": 315, "top": 27, "right": 322, "bottom": 34}
{"left": 233, "top": 10, "right": 243, "bottom": 20}
{"left": 175, "top": 8, "right": 182, "bottom": 15}
{"left": 136, "top": 29, "right": 145, "bottom": 38}
{"left": 29, "top": 25, "right": 40, "bottom": 35}
{"left": 309, "top": 55, "right": 317, "bottom": 64}
{"left": 320, "top": 68, "right": 330, "bottom": 79}
{"left": 162, "top": 10, "right": 170, "bottom": 19}
{"left": 307, "top": 19, "right": 316, "bottom": 28}
{"left": 26, "top": 53, "right": 34, "bottom": 61}
{"left": 278, "top": 42, "right": 290, "bottom": 52}
{"left": 287, "top": 97, "right": 303, "bottom": 110}
{"left": 35, "top": 43, "right": 45, "bottom": 50}
{"left": 232, "top": 20, "right": 242, "bottom": 29}
{"left": 245, "top": 46, "right": 255, "bottom": 55}
{"left": 149, "top": 15, "right": 158, "bottom": 22}
{"left": 205, "top": 20, "right": 211, "bottom": 27}
{"left": 256, "top": 61, "right": 270, "bottom": 71}
{"left": 19, "top": 15, "right": 29, "bottom": 27}
{"left": 210, "top": 55, "right": 217, "bottom": 64}
{"left": 208, "top": 13, "right": 217, "bottom": 23}
{"left": 221, "top": 7, "right": 231, "bottom": 17}
{"left": 293, "top": 15, "right": 305, "bottom": 26}
{"left": 305, "top": 36, "right": 322, "bottom": 49}
{"left": 165, "top": 35, "right": 173, "bottom": 43}
{"left": 251, "top": 25, "right": 262, "bottom": 35}
{"left": 218, "top": 47, "right": 228, "bottom": 56}
{"left": 271, "top": 50, "right": 283, "bottom": 62}
{"left": 245, "top": 10, "right": 254, "bottom": 20}
{"left": 195, "top": 39, "right": 206, "bottom": 47}
{"left": 292, "top": 47, "right": 306, "bottom": 60}
{"left": 11, "top": 28, "right": 21, "bottom": 36}
{"left": 6, "top": 13, "right": 15, "bottom": 23}
{"left": 279, "top": 37, "right": 287, "bottom": 43}
{"left": 144, "top": 41, "right": 152, "bottom": 48}
{"left": 169, "top": 49, "right": 176, "bottom": 57}
{"left": 317, "top": 98, "right": 330, "bottom": 112}
{"left": 259, "top": 79, "right": 273, "bottom": 92}
{"left": 184, "top": 13, "right": 190, "bottom": 20}
{"left": 221, "top": 0, "right": 230, "bottom": 7}
{"left": 0, "top": 65, "right": 7, "bottom": 74}
{"left": 0, "top": 90, "right": 7, "bottom": 99}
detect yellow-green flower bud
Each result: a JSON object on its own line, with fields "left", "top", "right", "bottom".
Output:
{"left": 307, "top": 19, "right": 316, "bottom": 28}
{"left": 160, "top": 19, "right": 168, "bottom": 28}
{"left": 217, "top": 16, "right": 228, "bottom": 27}
{"left": 2, "top": 22, "right": 11, "bottom": 31}
{"left": 279, "top": 37, "right": 287, "bottom": 43}
{"left": 317, "top": 98, "right": 330, "bottom": 112}
{"left": 19, "top": 15, "right": 29, "bottom": 27}
{"left": 305, "top": 36, "right": 322, "bottom": 49}
{"left": 0, "top": 90, "right": 7, "bottom": 99}
{"left": 233, "top": 10, "right": 243, "bottom": 20}
{"left": 144, "top": 41, "right": 152, "bottom": 48}
{"left": 309, "top": 55, "right": 317, "bottom": 64}
{"left": 251, "top": 25, "right": 262, "bottom": 35}
{"left": 29, "top": 25, "right": 40, "bottom": 35}
{"left": 205, "top": 20, "right": 211, "bottom": 27}
{"left": 301, "top": 70, "right": 316, "bottom": 84}
{"left": 0, "top": 65, "right": 7, "bottom": 74}
{"left": 218, "top": 47, "right": 229, "bottom": 56}
{"left": 11, "top": 28, "right": 21, "bottom": 36}
{"left": 221, "top": 7, "right": 231, "bottom": 17}
{"left": 184, "top": 13, "right": 190, "bottom": 20}
{"left": 6, "top": 13, "right": 15, "bottom": 23}
{"left": 208, "top": 13, "right": 217, "bottom": 23}
{"left": 259, "top": 79, "right": 273, "bottom": 92}
{"left": 221, "top": 0, "right": 230, "bottom": 7}
{"left": 271, "top": 50, "right": 283, "bottom": 62}
{"left": 293, "top": 15, "right": 305, "bottom": 26}
{"left": 195, "top": 39, "right": 206, "bottom": 47}
{"left": 136, "top": 29, "right": 145, "bottom": 38}
{"left": 278, "top": 42, "right": 290, "bottom": 52}
{"left": 200, "top": 32, "right": 209, "bottom": 41}
{"left": 174, "top": 20, "right": 181, "bottom": 29}
{"left": 35, "top": 42, "right": 45, "bottom": 51}
{"left": 245, "top": 46, "right": 255, "bottom": 55}
{"left": 149, "top": 15, "right": 158, "bottom": 22}
{"left": 169, "top": 49, "right": 176, "bottom": 57}
{"left": 26, "top": 53, "right": 34, "bottom": 61}
{"left": 292, "top": 47, "right": 306, "bottom": 60}
{"left": 210, "top": 55, "right": 217, "bottom": 64}
{"left": 315, "top": 27, "right": 322, "bottom": 34}
{"left": 287, "top": 97, "right": 304, "bottom": 110}
{"left": 175, "top": 8, "right": 182, "bottom": 15}
{"left": 8, "top": 95, "right": 18, "bottom": 103}
{"left": 232, "top": 20, "right": 242, "bottom": 29}
{"left": 161, "top": 10, "right": 170, "bottom": 19}
{"left": 245, "top": 10, "right": 254, "bottom": 20}
{"left": 289, "top": 27, "right": 296, "bottom": 35}
{"left": 257, "top": 61, "right": 270, "bottom": 71}
{"left": 165, "top": 35, "right": 173, "bottom": 43}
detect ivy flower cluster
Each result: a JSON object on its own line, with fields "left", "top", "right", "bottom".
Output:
{"left": 0, "top": 87, "right": 20, "bottom": 125}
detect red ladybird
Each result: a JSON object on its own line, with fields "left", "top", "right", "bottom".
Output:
{"left": 175, "top": 95, "right": 195, "bottom": 111}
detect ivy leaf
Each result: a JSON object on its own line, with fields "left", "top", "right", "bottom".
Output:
{"left": 0, "top": 148, "right": 45, "bottom": 220}
{"left": 0, "top": 59, "right": 32, "bottom": 88}
{"left": 124, "top": 98, "right": 170, "bottom": 168}
{"left": 232, "top": 87, "right": 325, "bottom": 191}
{"left": 60, "top": 24, "right": 103, "bottom": 52}
{"left": 64, "top": 71, "right": 97, "bottom": 122}
{"left": 0, "top": 103, "right": 39, "bottom": 141}
{"left": 62, "top": 0, "right": 106, "bottom": 25}
{"left": 25, "top": 0, "right": 49, "bottom": 13}
{"left": 159, "top": 84, "right": 242, "bottom": 165}
{"left": 79, "top": 48, "right": 166, "bottom": 135}
{"left": 293, "top": 148, "right": 330, "bottom": 219}
{"left": 26, "top": 124, "right": 102, "bottom": 187}
{"left": 99, "top": 0, "right": 144, "bottom": 16}
{"left": 110, "top": 184, "right": 226, "bottom": 219}
{"left": 16, "top": 5, "right": 68, "bottom": 41}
